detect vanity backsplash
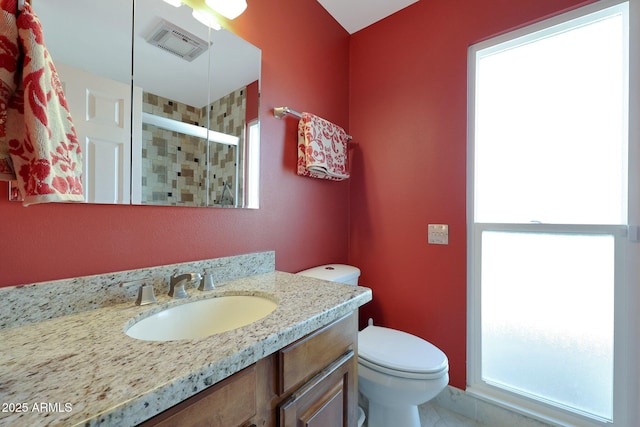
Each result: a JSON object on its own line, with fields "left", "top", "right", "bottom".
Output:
{"left": 0, "top": 251, "right": 275, "bottom": 329}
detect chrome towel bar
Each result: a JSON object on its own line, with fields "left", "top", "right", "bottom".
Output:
{"left": 273, "top": 106, "right": 353, "bottom": 140}
{"left": 273, "top": 106, "right": 302, "bottom": 119}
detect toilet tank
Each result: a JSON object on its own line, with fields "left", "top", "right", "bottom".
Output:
{"left": 296, "top": 264, "right": 361, "bottom": 285}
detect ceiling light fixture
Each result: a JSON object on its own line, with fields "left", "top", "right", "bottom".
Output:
{"left": 204, "top": 0, "right": 247, "bottom": 20}
{"left": 162, "top": 0, "right": 183, "bottom": 7}
{"left": 192, "top": 9, "right": 222, "bottom": 30}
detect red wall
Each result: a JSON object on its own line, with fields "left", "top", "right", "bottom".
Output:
{"left": 0, "top": 0, "right": 350, "bottom": 287}
{"left": 246, "top": 80, "right": 259, "bottom": 123}
{"left": 2, "top": 0, "right": 599, "bottom": 390}
{"left": 348, "top": 0, "right": 593, "bottom": 389}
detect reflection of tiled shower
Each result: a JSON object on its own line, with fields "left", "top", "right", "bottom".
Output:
{"left": 140, "top": 88, "right": 246, "bottom": 206}
{"left": 206, "top": 89, "right": 245, "bottom": 207}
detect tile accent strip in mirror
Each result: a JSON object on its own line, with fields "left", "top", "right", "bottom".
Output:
{"left": 0, "top": 251, "right": 275, "bottom": 329}
{"left": 141, "top": 87, "right": 247, "bottom": 206}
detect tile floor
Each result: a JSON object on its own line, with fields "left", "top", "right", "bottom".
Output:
{"left": 361, "top": 402, "right": 487, "bottom": 427}
{"left": 361, "top": 386, "right": 556, "bottom": 427}
{"left": 418, "top": 402, "right": 488, "bottom": 427}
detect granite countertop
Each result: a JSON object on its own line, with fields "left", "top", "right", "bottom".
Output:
{"left": 0, "top": 271, "right": 372, "bottom": 427}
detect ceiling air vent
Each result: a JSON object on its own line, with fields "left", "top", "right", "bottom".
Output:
{"left": 145, "top": 19, "right": 209, "bottom": 62}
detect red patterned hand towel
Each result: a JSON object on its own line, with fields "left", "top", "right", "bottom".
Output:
{"left": 297, "top": 112, "right": 350, "bottom": 181}
{"left": 0, "top": 1, "right": 83, "bottom": 205}
{"left": 0, "top": 0, "right": 19, "bottom": 179}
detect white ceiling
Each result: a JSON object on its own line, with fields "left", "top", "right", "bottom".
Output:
{"left": 317, "top": 0, "right": 420, "bottom": 34}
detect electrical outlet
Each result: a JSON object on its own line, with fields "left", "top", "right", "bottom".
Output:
{"left": 428, "top": 224, "right": 449, "bottom": 245}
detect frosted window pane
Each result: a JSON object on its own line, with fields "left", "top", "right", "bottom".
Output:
{"left": 475, "top": 14, "right": 626, "bottom": 225}
{"left": 481, "top": 231, "right": 614, "bottom": 419}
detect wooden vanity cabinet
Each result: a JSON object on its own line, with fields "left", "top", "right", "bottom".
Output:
{"left": 141, "top": 313, "right": 358, "bottom": 427}
{"left": 139, "top": 363, "right": 258, "bottom": 427}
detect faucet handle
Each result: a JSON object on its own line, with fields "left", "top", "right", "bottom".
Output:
{"left": 121, "top": 279, "right": 156, "bottom": 306}
{"left": 198, "top": 272, "right": 215, "bottom": 291}
{"left": 169, "top": 280, "right": 189, "bottom": 298}
{"left": 136, "top": 284, "right": 157, "bottom": 306}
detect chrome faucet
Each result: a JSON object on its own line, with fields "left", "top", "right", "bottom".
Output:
{"left": 168, "top": 272, "right": 202, "bottom": 298}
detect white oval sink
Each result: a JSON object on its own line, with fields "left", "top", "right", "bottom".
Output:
{"left": 126, "top": 295, "right": 277, "bottom": 341}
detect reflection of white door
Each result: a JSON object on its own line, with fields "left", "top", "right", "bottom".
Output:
{"left": 56, "top": 62, "right": 131, "bottom": 204}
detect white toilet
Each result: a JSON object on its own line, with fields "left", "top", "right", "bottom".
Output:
{"left": 297, "top": 264, "right": 449, "bottom": 427}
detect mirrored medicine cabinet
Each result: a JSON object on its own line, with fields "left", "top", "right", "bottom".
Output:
{"left": 38, "top": 0, "right": 261, "bottom": 208}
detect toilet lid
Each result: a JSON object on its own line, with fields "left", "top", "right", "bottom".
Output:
{"left": 358, "top": 326, "right": 448, "bottom": 374}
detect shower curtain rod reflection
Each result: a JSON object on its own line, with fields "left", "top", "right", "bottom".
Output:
{"left": 273, "top": 106, "right": 353, "bottom": 140}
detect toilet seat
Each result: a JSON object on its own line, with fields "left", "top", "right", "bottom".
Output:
{"left": 358, "top": 357, "right": 447, "bottom": 380}
{"left": 358, "top": 326, "right": 448, "bottom": 380}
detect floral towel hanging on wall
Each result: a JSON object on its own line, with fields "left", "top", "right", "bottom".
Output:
{"left": 0, "top": 0, "right": 83, "bottom": 205}
{"left": 297, "top": 112, "right": 350, "bottom": 181}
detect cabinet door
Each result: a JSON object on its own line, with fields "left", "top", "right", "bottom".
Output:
{"left": 279, "top": 351, "right": 357, "bottom": 427}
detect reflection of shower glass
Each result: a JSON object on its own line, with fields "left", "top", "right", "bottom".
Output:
{"left": 208, "top": 142, "right": 237, "bottom": 206}
{"left": 140, "top": 89, "right": 241, "bottom": 207}
{"left": 140, "top": 112, "right": 207, "bottom": 207}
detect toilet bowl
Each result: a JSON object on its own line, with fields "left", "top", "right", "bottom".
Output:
{"left": 296, "top": 264, "right": 449, "bottom": 427}
{"left": 358, "top": 323, "right": 449, "bottom": 427}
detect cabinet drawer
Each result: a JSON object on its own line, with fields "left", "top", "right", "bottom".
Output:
{"left": 141, "top": 364, "right": 257, "bottom": 427}
{"left": 279, "top": 351, "right": 356, "bottom": 427}
{"left": 279, "top": 313, "right": 356, "bottom": 395}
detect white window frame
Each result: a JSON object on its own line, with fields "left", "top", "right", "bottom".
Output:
{"left": 245, "top": 118, "right": 260, "bottom": 209}
{"left": 466, "top": 1, "right": 638, "bottom": 426}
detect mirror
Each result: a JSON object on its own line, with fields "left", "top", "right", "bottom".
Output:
{"left": 38, "top": 0, "right": 261, "bottom": 208}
